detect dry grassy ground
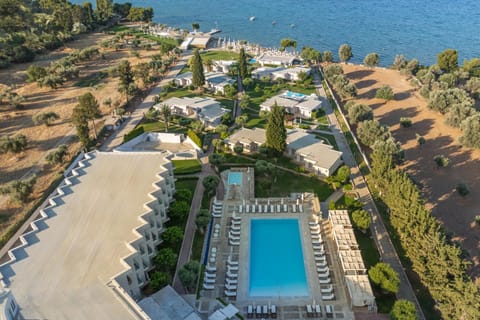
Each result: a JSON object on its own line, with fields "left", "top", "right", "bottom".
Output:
{"left": 0, "top": 30, "right": 162, "bottom": 237}
{"left": 342, "top": 64, "right": 480, "bottom": 276}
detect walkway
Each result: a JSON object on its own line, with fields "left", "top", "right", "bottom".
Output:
{"left": 172, "top": 145, "right": 223, "bottom": 293}
{"left": 313, "top": 70, "right": 425, "bottom": 319}
{"left": 100, "top": 52, "right": 192, "bottom": 151}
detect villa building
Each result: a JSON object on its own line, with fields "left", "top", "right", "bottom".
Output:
{"left": 211, "top": 60, "right": 238, "bottom": 74}
{"left": 252, "top": 66, "right": 311, "bottom": 82}
{"left": 255, "top": 53, "right": 301, "bottom": 66}
{"left": 0, "top": 151, "right": 176, "bottom": 319}
{"left": 173, "top": 72, "right": 235, "bottom": 95}
{"left": 260, "top": 91, "right": 323, "bottom": 118}
{"left": 154, "top": 96, "right": 229, "bottom": 127}
{"left": 225, "top": 128, "right": 343, "bottom": 176}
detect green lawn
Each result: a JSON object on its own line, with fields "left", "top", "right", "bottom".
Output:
{"left": 137, "top": 121, "right": 187, "bottom": 133}
{"left": 172, "top": 159, "right": 202, "bottom": 175}
{"left": 201, "top": 50, "right": 239, "bottom": 61}
{"left": 314, "top": 133, "right": 339, "bottom": 150}
{"left": 107, "top": 25, "right": 178, "bottom": 47}
{"left": 255, "top": 170, "right": 333, "bottom": 200}
{"left": 245, "top": 117, "right": 266, "bottom": 128}
{"left": 175, "top": 177, "right": 199, "bottom": 195}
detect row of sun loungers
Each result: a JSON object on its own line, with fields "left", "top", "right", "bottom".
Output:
{"left": 229, "top": 215, "right": 241, "bottom": 246}
{"left": 203, "top": 259, "right": 217, "bottom": 290}
{"left": 238, "top": 203, "right": 303, "bottom": 214}
{"left": 224, "top": 257, "right": 239, "bottom": 297}
{"left": 310, "top": 221, "right": 336, "bottom": 301}
{"left": 211, "top": 200, "right": 223, "bottom": 218}
{"left": 247, "top": 304, "right": 277, "bottom": 319}
{"left": 212, "top": 223, "right": 220, "bottom": 239}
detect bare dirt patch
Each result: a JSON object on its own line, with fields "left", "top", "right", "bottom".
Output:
{"left": 343, "top": 64, "right": 480, "bottom": 276}
{"left": 0, "top": 31, "right": 163, "bottom": 238}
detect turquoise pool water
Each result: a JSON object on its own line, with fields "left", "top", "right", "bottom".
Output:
{"left": 249, "top": 58, "right": 257, "bottom": 63}
{"left": 249, "top": 219, "right": 308, "bottom": 297}
{"left": 284, "top": 91, "right": 307, "bottom": 100}
{"left": 228, "top": 171, "right": 243, "bottom": 185}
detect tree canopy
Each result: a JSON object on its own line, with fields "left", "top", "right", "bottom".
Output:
{"left": 368, "top": 262, "right": 400, "bottom": 294}
{"left": 191, "top": 49, "right": 205, "bottom": 88}
{"left": 238, "top": 48, "right": 248, "bottom": 80}
{"left": 364, "top": 52, "right": 380, "bottom": 67}
{"left": 280, "top": 38, "right": 297, "bottom": 50}
{"left": 338, "top": 44, "right": 353, "bottom": 63}
{"left": 375, "top": 85, "right": 395, "bottom": 101}
{"left": 351, "top": 209, "right": 371, "bottom": 231}
{"left": 265, "top": 103, "right": 286, "bottom": 153}
{"left": 437, "top": 49, "right": 458, "bottom": 72}
{"left": 389, "top": 300, "right": 418, "bottom": 320}
{"left": 300, "top": 46, "right": 322, "bottom": 64}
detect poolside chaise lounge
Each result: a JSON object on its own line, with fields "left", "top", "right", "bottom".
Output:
{"left": 204, "top": 277, "right": 216, "bottom": 284}
{"left": 227, "top": 265, "right": 239, "bottom": 272}
{"left": 317, "top": 266, "right": 329, "bottom": 273}
{"left": 230, "top": 229, "right": 241, "bottom": 236}
{"left": 229, "top": 239, "right": 240, "bottom": 246}
{"left": 224, "top": 290, "right": 236, "bottom": 297}
{"left": 229, "top": 232, "right": 240, "bottom": 241}
{"left": 314, "top": 251, "right": 326, "bottom": 258}
{"left": 226, "top": 270, "right": 238, "bottom": 278}
{"left": 232, "top": 212, "right": 242, "bottom": 220}
{"left": 310, "top": 224, "right": 320, "bottom": 230}
{"left": 270, "top": 304, "right": 277, "bottom": 318}
{"left": 311, "top": 236, "right": 323, "bottom": 243}
{"left": 325, "top": 305, "right": 333, "bottom": 315}
{"left": 277, "top": 204, "right": 281, "bottom": 213}
{"left": 226, "top": 278, "right": 238, "bottom": 285}
{"left": 270, "top": 205, "right": 274, "bottom": 213}
{"left": 225, "top": 284, "right": 237, "bottom": 291}
{"left": 321, "top": 285, "right": 334, "bottom": 294}
{"left": 299, "top": 204, "right": 303, "bottom": 213}
{"left": 203, "top": 283, "right": 215, "bottom": 290}
{"left": 322, "top": 293, "right": 335, "bottom": 300}
{"left": 231, "top": 225, "right": 241, "bottom": 233}
{"left": 313, "top": 244, "right": 324, "bottom": 251}
{"left": 283, "top": 204, "right": 287, "bottom": 212}
{"left": 255, "top": 305, "right": 262, "bottom": 317}
{"left": 205, "top": 265, "right": 217, "bottom": 273}
{"left": 292, "top": 204, "right": 296, "bottom": 213}
{"left": 264, "top": 204, "right": 268, "bottom": 213}
{"left": 247, "top": 305, "right": 254, "bottom": 318}
{"left": 228, "top": 256, "right": 239, "bottom": 266}
{"left": 316, "top": 260, "right": 327, "bottom": 268}
{"left": 318, "top": 270, "right": 330, "bottom": 278}
{"left": 315, "top": 256, "right": 326, "bottom": 262}
{"left": 319, "top": 277, "right": 331, "bottom": 284}
{"left": 262, "top": 305, "right": 268, "bottom": 317}
{"left": 306, "top": 305, "right": 314, "bottom": 317}
{"left": 309, "top": 221, "right": 318, "bottom": 226}
{"left": 239, "top": 205, "right": 243, "bottom": 213}
{"left": 246, "top": 205, "right": 250, "bottom": 213}
{"left": 212, "top": 212, "right": 221, "bottom": 218}
{"left": 314, "top": 304, "right": 322, "bottom": 316}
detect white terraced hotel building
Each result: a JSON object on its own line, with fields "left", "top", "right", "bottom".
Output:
{"left": 0, "top": 151, "right": 176, "bottom": 319}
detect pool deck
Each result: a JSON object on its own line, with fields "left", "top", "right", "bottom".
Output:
{"left": 200, "top": 169, "right": 358, "bottom": 319}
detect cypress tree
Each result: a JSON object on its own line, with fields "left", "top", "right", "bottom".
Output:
{"left": 265, "top": 103, "right": 286, "bottom": 153}
{"left": 191, "top": 49, "right": 205, "bottom": 88}
{"left": 238, "top": 48, "right": 248, "bottom": 80}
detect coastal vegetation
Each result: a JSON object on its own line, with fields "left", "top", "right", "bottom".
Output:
{"left": 0, "top": 0, "right": 153, "bottom": 68}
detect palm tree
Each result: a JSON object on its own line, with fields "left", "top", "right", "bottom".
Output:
{"left": 160, "top": 104, "right": 171, "bottom": 132}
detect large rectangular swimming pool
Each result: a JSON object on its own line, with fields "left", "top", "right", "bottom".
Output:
{"left": 228, "top": 171, "right": 243, "bottom": 185}
{"left": 249, "top": 219, "right": 308, "bottom": 297}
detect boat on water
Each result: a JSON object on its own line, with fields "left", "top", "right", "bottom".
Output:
{"left": 290, "top": 23, "right": 296, "bottom": 28}
{"left": 209, "top": 28, "right": 221, "bottom": 35}
{"left": 249, "top": 16, "right": 256, "bottom": 21}
{"left": 272, "top": 20, "right": 276, "bottom": 25}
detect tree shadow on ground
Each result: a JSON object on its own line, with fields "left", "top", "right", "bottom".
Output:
{"left": 346, "top": 69, "right": 374, "bottom": 80}
{"left": 355, "top": 79, "right": 377, "bottom": 90}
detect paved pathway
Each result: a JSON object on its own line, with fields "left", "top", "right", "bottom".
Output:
{"left": 172, "top": 146, "right": 219, "bottom": 293}
{"left": 313, "top": 70, "right": 425, "bottom": 319}
{"left": 100, "top": 52, "right": 192, "bottom": 151}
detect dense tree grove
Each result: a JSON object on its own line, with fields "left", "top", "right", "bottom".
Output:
{"left": 265, "top": 103, "right": 286, "bottom": 153}
{"left": 300, "top": 46, "right": 322, "bottom": 64}
{"left": 323, "top": 64, "right": 357, "bottom": 98}
{"left": 0, "top": 0, "right": 153, "bottom": 68}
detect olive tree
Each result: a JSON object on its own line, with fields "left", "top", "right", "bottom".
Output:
{"left": 460, "top": 114, "right": 480, "bottom": 148}
{"left": 338, "top": 44, "right": 353, "bottom": 63}
{"left": 368, "top": 262, "right": 400, "bottom": 294}
{"left": 437, "top": 49, "right": 458, "bottom": 72}
{"left": 357, "top": 120, "right": 390, "bottom": 147}
{"left": 375, "top": 85, "right": 395, "bottom": 101}
{"left": 347, "top": 104, "right": 373, "bottom": 124}
{"left": 364, "top": 52, "right": 380, "bottom": 68}
{"left": 389, "top": 300, "right": 418, "bottom": 320}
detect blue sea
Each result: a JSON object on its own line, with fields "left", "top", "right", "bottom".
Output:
{"left": 77, "top": 0, "right": 480, "bottom": 66}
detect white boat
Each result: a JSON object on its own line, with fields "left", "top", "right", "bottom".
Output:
{"left": 250, "top": 16, "right": 256, "bottom": 21}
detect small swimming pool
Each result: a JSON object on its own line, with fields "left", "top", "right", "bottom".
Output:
{"left": 249, "top": 219, "right": 308, "bottom": 297}
{"left": 228, "top": 171, "right": 243, "bottom": 185}
{"left": 249, "top": 58, "right": 257, "bottom": 63}
{"left": 284, "top": 91, "right": 307, "bottom": 100}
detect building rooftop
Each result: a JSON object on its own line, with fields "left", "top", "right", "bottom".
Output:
{"left": 138, "top": 285, "right": 201, "bottom": 320}
{"left": 257, "top": 53, "right": 298, "bottom": 64}
{"left": 0, "top": 152, "right": 172, "bottom": 319}
{"left": 199, "top": 104, "right": 229, "bottom": 122}
{"left": 226, "top": 127, "right": 267, "bottom": 146}
{"left": 261, "top": 95, "right": 300, "bottom": 109}
{"left": 345, "top": 275, "right": 375, "bottom": 308}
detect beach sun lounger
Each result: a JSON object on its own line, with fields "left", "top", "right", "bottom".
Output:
{"left": 204, "top": 272, "right": 216, "bottom": 279}
{"left": 264, "top": 204, "right": 268, "bottom": 213}
{"left": 226, "top": 278, "right": 238, "bottom": 285}
{"left": 314, "top": 304, "right": 322, "bottom": 316}
{"left": 318, "top": 270, "right": 330, "bottom": 278}
{"left": 228, "top": 257, "right": 239, "bottom": 266}
{"left": 256, "top": 305, "right": 262, "bottom": 318}
{"left": 247, "top": 305, "right": 254, "bottom": 318}
{"left": 317, "top": 266, "right": 329, "bottom": 273}
{"left": 229, "top": 239, "right": 240, "bottom": 246}
{"left": 262, "top": 305, "right": 268, "bottom": 317}
{"left": 205, "top": 265, "right": 216, "bottom": 273}
{"left": 299, "top": 204, "right": 303, "bottom": 213}
{"left": 306, "top": 304, "right": 313, "bottom": 317}
{"left": 227, "top": 265, "right": 239, "bottom": 272}
{"left": 270, "top": 304, "right": 277, "bottom": 318}
{"left": 239, "top": 205, "right": 243, "bottom": 213}
{"left": 283, "top": 204, "right": 287, "bottom": 212}
{"left": 230, "top": 229, "right": 241, "bottom": 236}
{"left": 316, "top": 261, "right": 327, "bottom": 268}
